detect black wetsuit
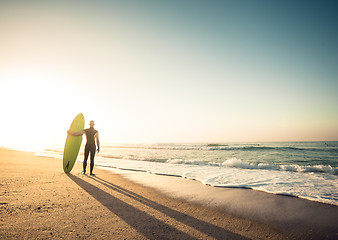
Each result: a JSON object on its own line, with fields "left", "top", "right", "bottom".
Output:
{"left": 83, "top": 127, "right": 98, "bottom": 174}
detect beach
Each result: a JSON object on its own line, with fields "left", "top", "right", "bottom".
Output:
{"left": 1, "top": 148, "right": 337, "bottom": 239}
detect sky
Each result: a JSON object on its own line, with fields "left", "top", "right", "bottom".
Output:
{"left": 0, "top": 0, "right": 337, "bottom": 150}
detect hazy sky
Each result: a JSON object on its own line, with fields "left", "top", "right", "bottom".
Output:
{"left": 1, "top": 0, "right": 337, "bottom": 149}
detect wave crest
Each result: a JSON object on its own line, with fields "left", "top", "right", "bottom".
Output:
{"left": 166, "top": 157, "right": 338, "bottom": 175}
{"left": 221, "top": 158, "right": 338, "bottom": 175}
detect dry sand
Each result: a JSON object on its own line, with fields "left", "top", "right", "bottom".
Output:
{"left": 0, "top": 148, "right": 337, "bottom": 239}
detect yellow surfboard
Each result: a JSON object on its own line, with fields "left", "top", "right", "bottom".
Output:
{"left": 63, "top": 113, "right": 84, "bottom": 173}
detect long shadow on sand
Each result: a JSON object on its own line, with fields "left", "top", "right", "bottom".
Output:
{"left": 88, "top": 174, "right": 248, "bottom": 240}
{"left": 67, "top": 174, "right": 247, "bottom": 240}
{"left": 68, "top": 174, "right": 194, "bottom": 239}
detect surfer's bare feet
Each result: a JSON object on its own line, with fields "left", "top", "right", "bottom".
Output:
{"left": 81, "top": 171, "right": 86, "bottom": 175}
{"left": 90, "top": 173, "right": 94, "bottom": 176}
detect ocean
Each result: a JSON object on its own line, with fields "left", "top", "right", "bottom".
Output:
{"left": 37, "top": 141, "right": 338, "bottom": 206}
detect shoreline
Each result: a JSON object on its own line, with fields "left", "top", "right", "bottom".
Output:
{"left": 97, "top": 164, "right": 338, "bottom": 207}
{"left": 1, "top": 148, "right": 337, "bottom": 239}
{"left": 100, "top": 166, "right": 338, "bottom": 237}
{"left": 37, "top": 142, "right": 338, "bottom": 207}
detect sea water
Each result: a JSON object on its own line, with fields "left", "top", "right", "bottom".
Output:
{"left": 37, "top": 141, "right": 338, "bottom": 206}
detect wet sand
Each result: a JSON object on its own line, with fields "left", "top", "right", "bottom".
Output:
{"left": 0, "top": 148, "right": 337, "bottom": 239}
{"left": 110, "top": 168, "right": 338, "bottom": 239}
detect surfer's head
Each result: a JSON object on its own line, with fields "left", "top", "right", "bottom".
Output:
{"left": 89, "top": 120, "right": 95, "bottom": 128}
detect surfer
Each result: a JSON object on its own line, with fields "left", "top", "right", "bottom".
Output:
{"left": 67, "top": 120, "right": 100, "bottom": 175}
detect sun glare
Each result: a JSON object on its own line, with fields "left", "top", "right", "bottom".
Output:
{"left": 1, "top": 70, "right": 83, "bottom": 150}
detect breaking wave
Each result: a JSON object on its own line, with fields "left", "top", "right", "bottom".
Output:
{"left": 167, "top": 158, "right": 338, "bottom": 175}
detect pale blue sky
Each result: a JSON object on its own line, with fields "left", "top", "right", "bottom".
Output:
{"left": 0, "top": 0, "right": 337, "bottom": 149}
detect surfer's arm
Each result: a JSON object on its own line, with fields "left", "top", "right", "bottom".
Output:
{"left": 95, "top": 132, "right": 100, "bottom": 152}
{"left": 67, "top": 130, "right": 85, "bottom": 136}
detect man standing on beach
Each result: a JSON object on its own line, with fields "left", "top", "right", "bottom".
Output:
{"left": 68, "top": 120, "right": 100, "bottom": 175}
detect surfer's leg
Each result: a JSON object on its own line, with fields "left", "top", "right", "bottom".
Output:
{"left": 89, "top": 146, "right": 96, "bottom": 174}
{"left": 83, "top": 145, "right": 90, "bottom": 173}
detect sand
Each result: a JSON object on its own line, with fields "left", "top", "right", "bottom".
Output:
{"left": 0, "top": 148, "right": 337, "bottom": 239}
{"left": 110, "top": 168, "right": 338, "bottom": 239}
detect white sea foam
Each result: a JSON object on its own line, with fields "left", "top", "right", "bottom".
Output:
{"left": 55, "top": 160, "right": 338, "bottom": 205}
{"left": 94, "top": 157, "right": 338, "bottom": 206}
{"left": 222, "top": 158, "right": 257, "bottom": 169}
{"left": 166, "top": 159, "right": 220, "bottom": 166}
{"left": 165, "top": 157, "right": 338, "bottom": 175}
